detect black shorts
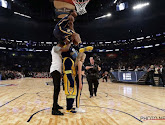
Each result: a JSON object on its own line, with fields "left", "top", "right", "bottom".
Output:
{"left": 53, "top": 26, "right": 74, "bottom": 41}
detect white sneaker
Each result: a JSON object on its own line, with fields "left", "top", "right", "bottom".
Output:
{"left": 76, "top": 108, "right": 86, "bottom": 113}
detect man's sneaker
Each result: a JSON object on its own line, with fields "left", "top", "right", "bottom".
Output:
{"left": 76, "top": 108, "right": 86, "bottom": 113}
{"left": 66, "top": 109, "right": 77, "bottom": 114}
{"left": 52, "top": 110, "right": 64, "bottom": 115}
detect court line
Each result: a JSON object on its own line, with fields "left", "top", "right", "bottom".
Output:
{"left": 0, "top": 93, "right": 26, "bottom": 108}
{"left": 119, "top": 94, "right": 165, "bottom": 112}
{"left": 82, "top": 105, "right": 143, "bottom": 123}
{"left": 27, "top": 105, "right": 143, "bottom": 123}
{"left": 27, "top": 108, "right": 50, "bottom": 122}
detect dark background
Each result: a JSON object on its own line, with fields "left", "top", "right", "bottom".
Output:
{"left": 0, "top": 0, "right": 164, "bottom": 41}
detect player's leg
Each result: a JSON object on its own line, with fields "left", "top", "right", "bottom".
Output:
{"left": 71, "top": 33, "right": 82, "bottom": 45}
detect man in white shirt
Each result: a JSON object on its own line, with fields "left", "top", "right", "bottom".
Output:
{"left": 50, "top": 41, "right": 71, "bottom": 115}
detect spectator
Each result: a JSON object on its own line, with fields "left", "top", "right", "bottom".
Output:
{"left": 145, "top": 65, "right": 156, "bottom": 86}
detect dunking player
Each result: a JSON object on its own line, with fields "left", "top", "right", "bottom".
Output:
{"left": 53, "top": 10, "right": 82, "bottom": 45}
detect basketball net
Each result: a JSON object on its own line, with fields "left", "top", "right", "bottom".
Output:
{"left": 72, "top": 0, "right": 90, "bottom": 15}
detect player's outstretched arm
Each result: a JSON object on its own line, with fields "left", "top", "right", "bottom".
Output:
{"left": 68, "top": 15, "right": 75, "bottom": 31}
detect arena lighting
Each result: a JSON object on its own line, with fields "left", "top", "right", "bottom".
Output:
{"left": 24, "top": 41, "right": 28, "bottom": 43}
{"left": 1, "top": 0, "right": 7, "bottom": 8}
{"left": 105, "top": 42, "right": 111, "bottom": 43}
{"left": 95, "top": 13, "right": 112, "bottom": 20}
{"left": 14, "top": 12, "right": 31, "bottom": 19}
{"left": 115, "top": 49, "right": 119, "bottom": 51}
{"left": 8, "top": 48, "right": 12, "bottom": 50}
{"left": 9, "top": 39, "right": 14, "bottom": 42}
{"left": 16, "top": 40, "right": 22, "bottom": 43}
{"left": 144, "top": 45, "right": 153, "bottom": 48}
{"left": 99, "top": 50, "right": 104, "bottom": 52}
{"left": 114, "top": 0, "right": 117, "bottom": 4}
{"left": 137, "top": 47, "right": 141, "bottom": 49}
{"left": 0, "top": 47, "right": 6, "bottom": 49}
{"left": 46, "top": 42, "right": 52, "bottom": 44}
{"left": 146, "top": 36, "right": 151, "bottom": 38}
{"left": 36, "top": 50, "right": 43, "bottom": 52}
{"left": 106, "top": 50, "right": 113, "bottom": 52}
{"left": 156, "top": 33, "right": 161, "bottom": 36}
{"left": 122, "top": 40, "right": 126, "bottom": 42}
{"left": 137, "top": 37, "right": 144, "bottom": 40}
{"left": 155, "top": 44, "right": 160, "bottom": 46}
{"left": 133, "top": 2, "right": 150, "bottom": 10}
{"left": 29, "top": 49, "right": 33, "bottom": 52}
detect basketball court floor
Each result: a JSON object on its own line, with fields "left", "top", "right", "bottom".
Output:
{"left": 0, "top": 78, "right": 165, "bottom": 125}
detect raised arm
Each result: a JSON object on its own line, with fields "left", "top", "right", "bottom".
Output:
{"left": 68, "top": 15, "right": 75, "bottom": 31}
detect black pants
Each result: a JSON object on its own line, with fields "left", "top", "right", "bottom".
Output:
{"left": 159, "top": 74, "right": 165, "bottom": 86}
{"left": 87, "top": 78, "right": 99, "bottom": 96}
{"left": 103, "top": 76, "right": 108, "bottom": 82}
{"left": 51, "top": 70, "right": 61, "bottom": 111}
{"left": 66, "top": 98, "right": 74, "bottom": 110}
{"left": 145, "top": 73, "right": 155, "bottom": 86}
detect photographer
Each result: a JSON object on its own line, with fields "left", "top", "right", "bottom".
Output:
{"left": 86, "top": 56, "right": 101, "bottom": 98}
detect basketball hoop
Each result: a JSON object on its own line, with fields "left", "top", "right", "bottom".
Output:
{"left": 72, "top": 0, "right": 90, "bottom": 15}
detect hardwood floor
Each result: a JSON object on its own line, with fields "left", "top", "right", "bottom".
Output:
{"left": 0, "top": 78, "right": 165, "bottom": 125}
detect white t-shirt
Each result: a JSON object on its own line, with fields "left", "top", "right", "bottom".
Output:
{"left": 50, "top": 46, "right": 62, "bottom": 73}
